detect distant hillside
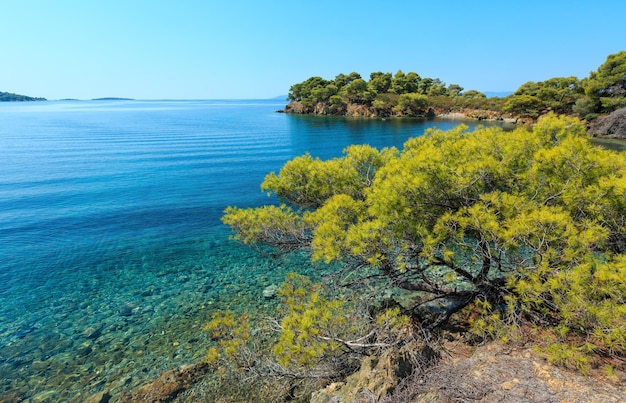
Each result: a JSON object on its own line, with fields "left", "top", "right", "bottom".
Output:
{"left": 0, "top": 91, "right": 46, "bottom": 101}
{"left": 92, "top": 97, "right": 134, "bottom": 101}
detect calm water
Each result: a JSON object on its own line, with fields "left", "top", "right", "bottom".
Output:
{"left": 0, "top": 100, "right": 507, "bottom": 401}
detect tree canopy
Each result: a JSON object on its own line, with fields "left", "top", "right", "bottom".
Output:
{"left": 284, "top": 51, "right": 626, "bottom": 121}
{"left": 223, "top": 114, "right": 626, "bottom": 371}
{"left": 503, "top": 77, "right": 583, "bottom": 118}
{"left": 285, "top": 69, "right": 472, "bottom": 117}
{"left": 583, "top": 50, "right": 626, "bottom": 113}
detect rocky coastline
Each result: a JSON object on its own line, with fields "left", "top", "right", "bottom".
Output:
{"left": 280, "top": 102, "right": 626, "bottom": 139}
{"left": 279, "top": 100, "right": 520, "bottom": 124}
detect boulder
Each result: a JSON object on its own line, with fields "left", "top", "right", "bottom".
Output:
{"left": 588, "top": 107, "right": 626, "bottom": 139}
{"left": 310, "top": 341, "right": 438, "bottom": 403}
{"left": 119, "top": 362, "right": 208, "bottom": 402}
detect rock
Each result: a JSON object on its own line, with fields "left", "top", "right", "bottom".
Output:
{"left": 380, "top": 342, "right": 626, "bottom": 402}
{"left": 311, "top": 341, "right": 438, "bottom": 403}
{"left": 500, "top": 378, "right": 520, "bottom": 390}
{"left": 83, "top": 326, "right": 103, "bottom": 340}
{"left": 119, "top": 362, "right": 208, "bottom": 402}
{"left": 32, "top": 390, "right": 59, "bottom": 402}
{"left": 85, "top": 390, "right": 112, "bottom": 403}
{"left": 588, "top": 107, "right": 626, "bottom": 139}
{"left": 76, "top": 342, "right": 93, "bottom": 357}
{"left": 119, "top": 303, "right": 137, "bottom": 316}
{"left": 262, "top": 284, "right": 278, "bottom": 299}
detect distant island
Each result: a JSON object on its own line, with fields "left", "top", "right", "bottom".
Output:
{"left": 0, "top": 91, "right": 46, "bottom": 102}
{"left": 92, "top": 97, "right": 134, "bottom": 101}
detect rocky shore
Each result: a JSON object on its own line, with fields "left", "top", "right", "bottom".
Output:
{"left": 588, "top": 107, "right": 626, "bottom": 139}
{"left": 280, "top": 100, "right": 519, "bottom": 123}
{"left": 117, "top": 338, "right": 625, "bottom": 402}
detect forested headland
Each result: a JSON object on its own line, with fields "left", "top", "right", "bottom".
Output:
{"left": 0, "top": 91, "right": 46, "bottom": 101}
{"left": 281, "top": 51, "right": 626, "bottom": 128}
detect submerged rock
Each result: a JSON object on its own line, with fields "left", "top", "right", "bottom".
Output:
{"left": 119, "top": 362, "right": 208, "bottom": 402}
{"left": 82, "top": 326, "right": 104, "bottom": 340}
{"left": 85, "top": 390, "right": 112, "bottom": 403}
{"left": 119, "top": 303, "right": 137, "bottom": 317}
{"left": 262, "top": 284, "right": 279, "bottom": 299}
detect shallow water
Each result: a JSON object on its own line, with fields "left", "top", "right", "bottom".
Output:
{"left": 0, "top": 100, "right": 506, "bottom": 401}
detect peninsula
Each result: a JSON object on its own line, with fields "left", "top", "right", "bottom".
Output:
{"left": 280, "top": 51, "right": 626, "bottom": 130}
{"left": 0, "top": 91, "right": 46, "bottom": 101}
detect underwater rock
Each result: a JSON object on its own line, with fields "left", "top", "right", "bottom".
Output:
{"left": 262, "top": 284, "right": 278, "bottom": 299}
{"left": 120, "top": 362, "right": 208, "bottom": 402}
{"left": 119, "top": 303, "right": 137, "bottom": 317}
{"left": 32, "top": 389, "right": 59, "bottom": 402}
{"left": 85, "top": 390, "right": 111, "bottom": 403}
{"left": 76, "top": 343, "right": 93, "bottom": 357}
{"left": 83, "top": 326, "right": 104, "bottom": 340}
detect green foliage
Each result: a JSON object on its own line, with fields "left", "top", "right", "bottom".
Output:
{"left": 272, "top": 273, "right": 413, "bottom": 368}
{"left": 205, "top": 272, "right": 413, "bottom": 392}
{"left": 542, "top": 342, "right": 592, "bottom": 374}
{"left": 273, "top": 274, "right": 347, "bottom": 367}
{"left": 503, "top": 77, "right": 583, "bottom": 118}
{"left": 285, "top": 69, "right": 449, "bottom": 116}
{"left": 0, "top": 91, "right": 46, "bottom": 102}
{"left": 339, "top": 78, "right": 376, "bottom": 104}
{"left": 204, "top": 311, "right": 251, "bottom": 365}
{"left": 287, "top": 76, "right": 331, "bottom": 105}
{"left": 223, "top": 114, "right": 626, "bottom": 373}
{"left": 392, "top": 93, "right": 430, "bottom": 116}
{"left": 368, "top": 71, "right": 392, "bottom": 93}
{"left": 284, "top": 51, "right": 625, "bottom": 120}
{"left": 572, "top": 96, "right": 598, "bottom": 119}
{"left": 584, "top": 51, "right": 626, "bottom": 113}
{"left": 222, "top": 204, "right": 308, "bottom": 250}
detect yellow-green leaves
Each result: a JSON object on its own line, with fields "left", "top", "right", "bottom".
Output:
{"left": 204, "top": 311, "right": 251, "bottom": 365}
{"left": 273, "top": 274, "right": 347, "bottom": 367}
{"left": 261, "top": 145, "right": 395, "bottom": 208}
{"left": 222, "top": 204, "right": 309, "bottom": 248}
{"left": 305, "top": 194, "right": 365, "bottom": 263}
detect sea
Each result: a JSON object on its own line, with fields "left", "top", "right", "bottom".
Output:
{"left": 0, "top": 99, "right": 518, "bottom": 401}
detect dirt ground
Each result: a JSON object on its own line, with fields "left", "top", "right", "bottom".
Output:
{"left": 385, "top": 341, "right": 626, "bottom": 403}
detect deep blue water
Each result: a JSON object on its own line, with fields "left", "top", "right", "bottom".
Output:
{"left": 0, "top": 99, "right": 507, "bottom": 401}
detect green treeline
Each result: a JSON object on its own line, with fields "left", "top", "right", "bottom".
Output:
{"left": 285, "top": 51, "right": 626, "bottom": 120}
{"left": 0, "top": 91, "right": 46, "bottom": 102}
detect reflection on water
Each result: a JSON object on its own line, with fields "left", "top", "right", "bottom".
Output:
{"left": 591, "top": 137, "right": 626, "bottom": 152}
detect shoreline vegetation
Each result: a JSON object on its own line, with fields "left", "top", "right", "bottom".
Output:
{"left": 0, "top": 91, "right": 46, "bottom": 101}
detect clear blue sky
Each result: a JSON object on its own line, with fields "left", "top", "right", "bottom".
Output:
{"left": 2, "top": 0, "right": 624, "bottom": 100}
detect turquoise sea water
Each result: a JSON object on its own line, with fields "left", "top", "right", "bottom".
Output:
{"left": 0, "top": 100, "right": 508, "bottom": 401}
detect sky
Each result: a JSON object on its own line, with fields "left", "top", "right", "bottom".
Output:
{"left": 1, "top": 0, "right": 625, "bottom": 100}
